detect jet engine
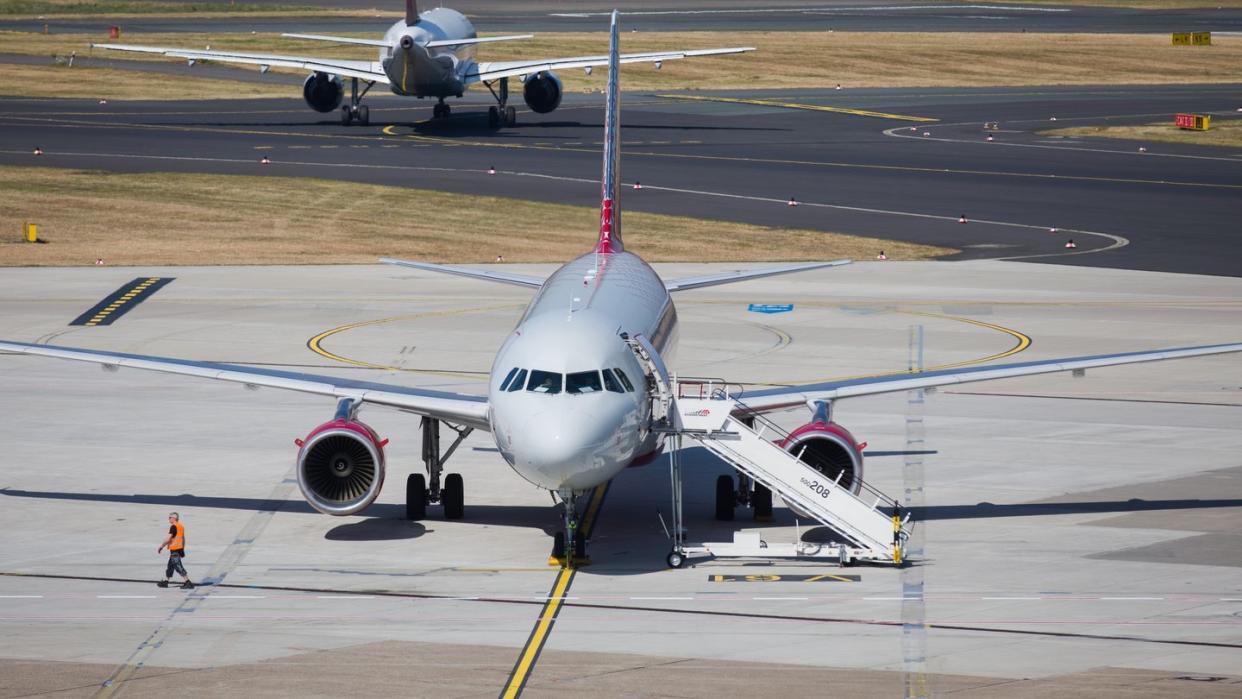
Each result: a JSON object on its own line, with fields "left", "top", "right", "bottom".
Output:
{"left": 523, "top": 71, "right": 563, "bottom": 114}
{"left": 779, "top": 402, "right": 864, "bottom": 495}
{"left": 303, "top": 72, "right": 344, "bottom": 113}
{"left": 295, "top": 418, "right": 387, "bottom": 515}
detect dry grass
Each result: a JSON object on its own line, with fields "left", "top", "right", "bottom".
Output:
{"left": 3, "top": 31, "right": 1241, "bottom": 95}
{"left": 1043, "top": 118, "right": 1242, "bottom": 148}
{"left": 0, "top": 167, "right": 952, "bottom": 266}
{"left": 0, "top": 62, "right": 292, "bottom": 99}
{"left": 0, "top": 0, "right": 380, "bottom": 17}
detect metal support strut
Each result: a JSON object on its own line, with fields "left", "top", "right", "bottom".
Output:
{"left": 552, "top": 489, "right": 586, "bottom": 567}
{"left": 341, "top": 77, "right": 375, "bottom": 126}
{"left": 484, "top": 77, "right": 514, "bottom": 128}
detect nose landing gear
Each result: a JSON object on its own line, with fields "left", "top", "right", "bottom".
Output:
{"left": 550, "top": 489, "right": 589, "bottom": 568}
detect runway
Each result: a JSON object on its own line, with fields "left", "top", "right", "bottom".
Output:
{"left": 3, "top": 83, "right": 1240, "bottom": 276}
{"left": 6, "top": 1, "right": 1242, "bottom": 34}
{"left": 1, "top": 260, "right": 1240, "bottom": 695}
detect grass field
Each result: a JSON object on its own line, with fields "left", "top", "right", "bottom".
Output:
{"left": 1044, "top": 118, "right": 1242, "bottom": 148}
{"left": 2, "top": 31, "right": 1240, "bottom": 97}
{"left": 0, "top": 62, "right": 292, "bottom": 99}
{"left": 0, "top": 167, "right": 952, "bottom": 266}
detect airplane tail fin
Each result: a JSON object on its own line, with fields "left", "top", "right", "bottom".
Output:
{"left": 596, "top": 10, "right": 623, "bottom": 254}
{"left": 405, "top": 0, "right": 418, "bottom": 26}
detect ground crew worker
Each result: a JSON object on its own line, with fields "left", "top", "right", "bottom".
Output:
{"left": 157, "top": 512, "right": 194, "bottom": 589}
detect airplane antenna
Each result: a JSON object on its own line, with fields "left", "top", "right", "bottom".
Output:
{"left": 405, "top": 0, "right": 419, "bottom": 26}
{"left": 596, "top": 10, "right": 623, "bottom": 254}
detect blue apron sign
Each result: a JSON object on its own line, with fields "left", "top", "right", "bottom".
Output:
{"left": 747, "top": 303, "right": 794, "bottom": 314}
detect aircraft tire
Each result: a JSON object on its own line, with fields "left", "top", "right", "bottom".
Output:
{"left": 715, "top": 474, "right": 735, "bottom": 521}
{"left": 406, "top": 473, "right": 427, "bottom": 520}
{"left": 443, "top": 473, "right": 464, "bottom": 519}
{"left": 753, "top": 483, "right": 773, "bottom": 520}
{"left": 357, "top": 105, "right": 369, "bottom": 126}
{"left": 505, "top": 106, "right": 516, "bottom": 127}
{"left": 666, "top": 550, "right": 685, "bottom": 569}
{"left": 340, "top": 105, "right": 353, "bottom": 126}
{"left": 488, "top": 106, "right": 499, "bottom": 128}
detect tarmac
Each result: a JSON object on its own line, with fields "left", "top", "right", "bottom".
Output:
{"left": 3, "top": 84, "right": 1241, "bottom": 277}
{"left": 1, "top": 259, "right": 1240, "bottom": 696}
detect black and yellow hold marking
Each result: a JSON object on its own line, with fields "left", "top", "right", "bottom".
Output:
{"left": 656, "top": 94, "right": 939, "bottom": 123}
{"left": 501, "top": 483, "right": 609, "bottom": 699}
{"left": 710, "top": 573, "right": 861, "bottom": 583}
{"left": 70, "top": 277, "right": 173, "bottom": 327}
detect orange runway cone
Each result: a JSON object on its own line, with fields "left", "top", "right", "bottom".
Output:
{"left": 260, "top": 156, "right": 271, "bottom": 164}
{"left": 487, "top": 166, "right": 496, "bottom": 174}
{"left": 1049, "top": 227, "right": 1058, "bottom": 234}
{"left": 1065, "top": 239, "right": 1077, "bottom": 249}
{"left": 95, "top": 258, "right": 104, "bottom": 265}
{"left": 958, "top": 214, "right": 968, "bottom": 224}
{"left": 876, "top": 251, "right": 887, "bottom": 260}
{"left": 986, "top": 133, "right": 993, "bottom": 141}
{"left": 633, "top": 181, "right": 642, "bottom": 189}
{"left": 33, "top": 147, "right": 43, "bottom": 155}
{"left": 787, "top": 197, "right": 799, "bottom": 207}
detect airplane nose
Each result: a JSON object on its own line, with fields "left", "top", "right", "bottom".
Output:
{"left": 510, "top": 408, "right": 622, "bottom": 490}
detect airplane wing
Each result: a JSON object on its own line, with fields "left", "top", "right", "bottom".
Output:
{"left": 0, "top": 340, "right": 490, "bottom": 431}
{"left": 664, "top": 260, "right": 851, "bottom": 292}
{"left": 380, "top": 258, "right": 545, "bottom": 289}
{"left": 735, "top": 342, "right": 1242, "bottom": 415}
{"left": 91, "top": 43, "right": 388, "bottom": 84}
{"left": 468, "top": 46, "right": 754, "bottom": 84}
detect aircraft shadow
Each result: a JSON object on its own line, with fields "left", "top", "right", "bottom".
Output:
{"left": 408, "top": 117, "right": 786, "bottom": 137}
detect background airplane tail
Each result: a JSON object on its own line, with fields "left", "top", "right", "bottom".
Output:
{"left": 596, "top": 10, "right": 623, "bottom": 254}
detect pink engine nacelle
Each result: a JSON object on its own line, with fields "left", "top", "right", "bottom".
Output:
{"left": 294, "top": 418, "right": 388, "bottom": 516}
{"left": 778, "top": 419, "right": 866, "bottom": 495}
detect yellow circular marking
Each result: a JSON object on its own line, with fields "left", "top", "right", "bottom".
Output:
{"left": 306, "top": 303, "right": 523, "bottom": 378}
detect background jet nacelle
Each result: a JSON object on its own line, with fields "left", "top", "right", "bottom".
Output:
{"left": 523, "top": 71, "right": 564, "bottom": 114}
{"left": 302, "top": 72, "right": 344, "bottom": 113}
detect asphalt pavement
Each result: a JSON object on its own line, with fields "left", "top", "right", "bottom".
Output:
{"left": 3, "top": 83, "right": 1239, "bottom": 276}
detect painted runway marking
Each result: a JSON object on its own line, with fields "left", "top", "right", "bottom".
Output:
{"left": 69, "top": 277, "right": 174, "bottom": 327}
{"left": 554, "top": 5, "right": 1070, "bottom": 17}
{"left": 658, "top": 94, "right": 938, "bottom": 122}
{"left": 97, "top": 595, "right": 156, "bottom": 599}
{"left": 0, "top": 595, "right": 43, "bottom": 598}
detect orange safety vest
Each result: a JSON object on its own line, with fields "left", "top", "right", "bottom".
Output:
{"left": 169, "top": 521, "right": 185, "bottom": 551}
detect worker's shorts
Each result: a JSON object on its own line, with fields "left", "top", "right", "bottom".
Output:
{"left": 166, "top": 551, "right": 187, "bottom": 578}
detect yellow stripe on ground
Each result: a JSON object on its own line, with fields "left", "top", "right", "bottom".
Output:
{"left": 305, "top": 303, "right": 524, "bottom": 379}
{"left": 657, "top": 94, "right": 939, "bottom": 122}
{"left": 500, "top": 483, "right": 609, "bottom": 698}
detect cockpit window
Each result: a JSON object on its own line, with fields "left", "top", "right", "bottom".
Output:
{"left": 499, "top": 367, "right": 520, "bottom": 391}
{"left": 526, "top": 370, "right": 562, "bottom": 394}
{"left": 566, "top": 370, "right": 603, "bottom": 395}
{"left": 601, "top": 368, "right": 624, "bottom": 393}
{"left": 506, "top": 368, "right": 528, "bottom": 392}
{"left": 612, "top": 367, "right": 635, "bottom": 392}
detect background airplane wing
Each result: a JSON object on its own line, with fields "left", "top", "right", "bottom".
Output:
{"left": 469, "top": 46, "right": 754, "bottom": 84}
{"left": 735, "top": 342, "right": 1242, "bottom": 414}
{"left": 381, "top": 258, "right": 545, "bottom": 289}
{"left": 0, "top": 340, "right": 489, "bottom": 430}
{"left": 92, "top": 43, "right": 388, "bottom": 84}
{"left": 664, "top": 260, "right": 851, "bottom": 292}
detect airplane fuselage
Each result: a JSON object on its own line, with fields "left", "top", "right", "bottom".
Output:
{"left": 380, "top": 7, "right": 478, "bottom": 97}
{"left": 487, "top": 250, "right": 678, "bottom": 494}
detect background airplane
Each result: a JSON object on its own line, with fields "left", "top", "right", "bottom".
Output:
{"left": 6, "top": 12, "right": 1242, "bottom": 564}
{"left": 92, "top": 0, "right": 753, "bottom": 127}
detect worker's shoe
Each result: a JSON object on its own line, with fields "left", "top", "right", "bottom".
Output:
{"left": 180, "top": 581, "right": 195, "bottom": 590}
{"left": 157, "top": 580, "right": 169, "bottom": 588}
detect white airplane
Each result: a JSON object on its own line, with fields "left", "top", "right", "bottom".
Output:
{"left": 92, "top": 0, "right": 753, "bottom": 127}
{"left": 6, "top": 12, "right": 1242, "bottom": 564}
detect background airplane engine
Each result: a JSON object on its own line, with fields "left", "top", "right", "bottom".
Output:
{"left": 522, "top": 71, "right": 563, "bottom": 113}
{"left": 302, "top": 72, "right": 344, "bottom": 113}
{"left": 295, "top": 418, "right": 387, "bottom": 515}
{"left": 779, "top": 420, "right": 864, "bottom": 495}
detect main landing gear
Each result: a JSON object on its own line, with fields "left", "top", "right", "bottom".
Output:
{"left": 340, "top": 77, "right": 375, "bottom": 126}
{"left": 432, "top": 99, "right": 451, "bottom": 119}
{"left": 406, "top": 417, "right": 473, "bottom": 521}
{"left": 713, "top": 417, "right": 772, "bottom": 522}
{"left": 550, "top": 489, "right": 588, "bottom": 567}
{"left": 484, "top": 77, "right": 517, "bottom": 129}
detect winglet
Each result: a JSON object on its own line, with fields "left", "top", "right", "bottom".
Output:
{"left": 596, "top": 10, "right": 623, "bottom": 254}
{"left": 405, "top": 0, "right": 419, "bottom": 26}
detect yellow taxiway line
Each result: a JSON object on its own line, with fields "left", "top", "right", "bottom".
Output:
{"left": 656, "top": 94, "right": 939, "bottom": 122}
